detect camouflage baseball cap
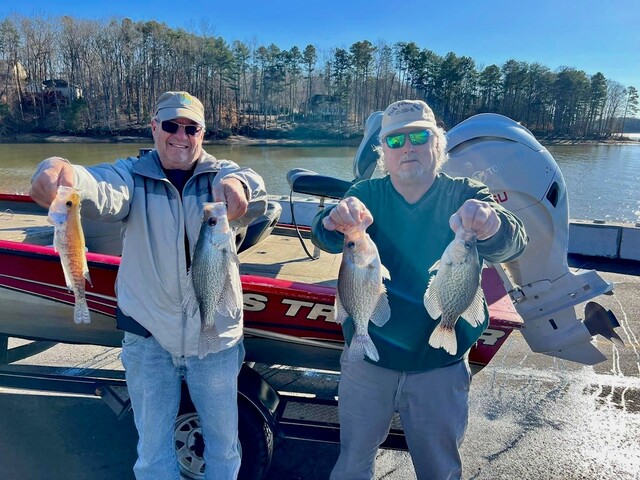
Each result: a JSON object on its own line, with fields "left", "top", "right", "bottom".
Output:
{"left": 154, "top": 91, "right": 205, "bottom": 127}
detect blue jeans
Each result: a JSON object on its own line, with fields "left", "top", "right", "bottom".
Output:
{"left": 121, "top": 332, "right": 245, "bottom": 480}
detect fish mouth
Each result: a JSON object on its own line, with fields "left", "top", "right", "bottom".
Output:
{"left": 457, "top": 229, "right": 477, "bottom": 242}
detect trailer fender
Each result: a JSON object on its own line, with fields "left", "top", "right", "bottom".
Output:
{"left": 238, "top": 363, "right": 281, "bottom": 430}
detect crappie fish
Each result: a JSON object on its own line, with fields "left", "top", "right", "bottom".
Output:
{"left": 183, "top": 202, "right": 242, "bottom": 358}
{"left": 336, "top": 225, "right": 391, "bottom": 362}
{"left": 423, "top": 228, "right": 485, "bottom": 355}
{"left": 47, "top": 186, "right": 92, "bottom": 324}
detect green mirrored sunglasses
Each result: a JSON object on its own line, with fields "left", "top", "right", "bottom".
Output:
{"left": 385, "top": 130, "right": 430, "bottom": 149}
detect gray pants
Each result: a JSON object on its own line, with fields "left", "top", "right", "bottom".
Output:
{"left": 330, "top": 353, "right": 471, "bottom": 480}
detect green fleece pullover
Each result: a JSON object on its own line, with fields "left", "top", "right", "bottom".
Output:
{"left": 311, "top": 173, "right": 527, "bottom": 372}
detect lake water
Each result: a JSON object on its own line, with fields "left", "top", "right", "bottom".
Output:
{"left": 0, "top": 141, "right": 639, "bottom": 223}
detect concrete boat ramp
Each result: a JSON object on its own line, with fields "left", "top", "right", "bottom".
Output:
{"left": 1, "top": 261, "right": 639, "bottom": 479}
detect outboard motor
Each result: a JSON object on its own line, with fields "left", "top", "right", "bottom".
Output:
{"left": 444, "top": 113, "right": 622, "bottom": 365}
{"left": 353, "top": 111, "right": 384, "bottom": 181}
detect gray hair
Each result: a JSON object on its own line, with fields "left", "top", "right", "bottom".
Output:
{"left": 375, "top": 126, "right": 449, "bottom": 175}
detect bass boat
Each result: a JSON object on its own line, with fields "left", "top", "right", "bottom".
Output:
{"left": 0, "top": 112, "right": 623, "bottom": 480}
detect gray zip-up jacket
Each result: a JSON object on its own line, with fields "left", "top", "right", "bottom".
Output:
{"left": 62, "top": 150, "right": 267, "bottom": 357}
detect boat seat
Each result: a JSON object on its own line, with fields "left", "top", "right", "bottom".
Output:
{"left": 286, "top": 168, "right": 353, "bottom": 199}
{"left": 238, "top": 201, "right": 282, "bottom": 253}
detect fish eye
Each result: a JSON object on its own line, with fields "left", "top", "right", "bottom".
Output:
{"left": 464, "top": 242, "right": 472, "bottom": 250}
{"left": 347, "top": 241, "right": 356, "bottom": 249}
{"left": 65, "top": 200, "right": 73, "bottom": 207}
{"left": 208, "top": 218, "right": 217, "bottom": 226}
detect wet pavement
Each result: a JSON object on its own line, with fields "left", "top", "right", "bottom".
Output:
{"left": 263, "top": 262, "right": 640, "bottom": 479}
{"left": 1, "top": 263, "right": 639, "bottom": 479}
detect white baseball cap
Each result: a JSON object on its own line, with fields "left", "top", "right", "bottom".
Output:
{"left": 380, "top": 99, "right": 437, "bottom": 138}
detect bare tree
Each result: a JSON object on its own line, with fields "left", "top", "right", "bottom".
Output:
{"left": 0, "top": 12, "right": 634, "bottom": 139}
{"left": 619, "top": 86, "right": 639, "bottom": 136}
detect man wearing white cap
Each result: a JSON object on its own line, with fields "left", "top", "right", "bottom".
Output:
{"left": 30, "top": 91, "right": 267, "bottom": 479}
{"left": 312, "top": 99, "right": 527, "bottom": 479}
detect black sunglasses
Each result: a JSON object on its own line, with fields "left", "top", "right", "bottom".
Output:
{"left": 161, "top": 120, "right": 202, "bottom": 136}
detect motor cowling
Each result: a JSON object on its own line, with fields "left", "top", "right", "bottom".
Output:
{"left": 443, "top": 113, "right": 621, "bottom": 365}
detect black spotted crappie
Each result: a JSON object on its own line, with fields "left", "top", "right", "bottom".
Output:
{"left": 47, "top": 185, "right": 92, "bottom": 324}
{"left": 423, "top": 228, "right": 485, "bottom": 355}
{"left": 336, "top": 224, "right": 391, "bottom": 362}
{"left": 183, "top": 202, "right": 243, "bottom": 358}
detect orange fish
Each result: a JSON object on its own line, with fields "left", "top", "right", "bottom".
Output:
{"left": 48, "top": 186, "right": 92, "bottom": 324}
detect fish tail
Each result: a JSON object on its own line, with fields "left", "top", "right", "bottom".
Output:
{"left": 428, "top": 323, "right": 457, "bottom": 355}
{"left": 73, "top": 297, "right": 91, "bottom": 324}
{"left": 348, "top": 333, "right": 379, "bottom": 362}
{"left": 198, "top": 324, "right": 221, "bottom": 359}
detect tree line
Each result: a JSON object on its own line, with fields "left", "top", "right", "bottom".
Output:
{"left": 0, "top": 14, "right": 637, "bottom": 138}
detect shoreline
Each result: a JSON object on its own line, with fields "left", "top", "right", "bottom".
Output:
{"left": 0, "top": 132, "right": 638, "bottom": 147}
{"left": 0, "top": 133, "right": 360, "bottom": 147}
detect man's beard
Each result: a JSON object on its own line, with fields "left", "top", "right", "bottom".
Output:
{"left": 397, "top": 162, "right": 425, "bottom": 180}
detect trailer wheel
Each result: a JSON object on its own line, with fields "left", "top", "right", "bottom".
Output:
{"left": 238, "top": 398, "right": 274, "bottom": 480}
{"left": 174, "top": 400, "right": 274, "bottom": 480}
{"left": 175, "top": 411, "right": 205, "bottom": 479}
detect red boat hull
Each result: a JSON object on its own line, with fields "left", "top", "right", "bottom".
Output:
{"left": 0, "top": 193, "right": 522, "bottom": 373}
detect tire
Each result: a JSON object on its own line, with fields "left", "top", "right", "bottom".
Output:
{"left": 238, "top": 398, "right": 274, "bottom": 480}
{"left": 174, "top": 393, "right": 274, "bottom": 480}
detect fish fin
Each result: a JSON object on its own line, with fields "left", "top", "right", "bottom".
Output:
{"left": 380, "top": 264, "right": 391, "bottom": 281}
{"left": 198, "top": 324, "right": 221, "bottom": 359}
{"left": 231, "top": 266, "right": 243, "bottom": 312}
{"left": 348, "top": 333, "right": 379, "bottom": 362}
{"left": 461, "top": 287, "right": 486, "bottom": 327}
{"left": 218, "top": 269, "right": 243, "bottom": 318}
{"left": 73, "top": 298, "right": 91, "bottom": 324}
{"left": 428, "top": 260, "right": 440, "bottom": 274}
{"left": 230, "top": 249, "right": 241, "bottom": 266}
{"left": 423, "top": 276, "right": 441, "bottom": 320}
{"left": 215, "top": 236, "right": 238, "bottom": 259}
{"left": 428, "top": 322, "right": 457, "bottom": 355}
{"left": 335, "top": 292, "right": 348, "bottom": 325}
{"left": 60, "top": 261, "right": 74, "bottom": 292}
{"left": 182, "top": 271, "right": 199, "bottom": 317}
{"left": 84, "top": 269, "right": 92, "bottom": 288}
{"left": 220, "top": 234, "right": 241, "bottom": 264}
{"left": 370, "top": 292, "right": 390, "bottom": 327}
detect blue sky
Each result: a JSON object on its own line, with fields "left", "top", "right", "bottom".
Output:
{"left": 2, "top": 0, "right": 638, "bottom": 89}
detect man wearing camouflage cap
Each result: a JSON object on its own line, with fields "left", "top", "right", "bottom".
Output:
{"left": 31, "top": 91, "right": 268, "bottom": 479}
